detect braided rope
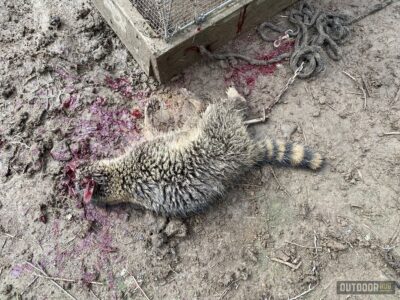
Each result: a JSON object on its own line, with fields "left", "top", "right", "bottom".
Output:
{"left": 201, "top": 0, "right": 398, "bottom": 79}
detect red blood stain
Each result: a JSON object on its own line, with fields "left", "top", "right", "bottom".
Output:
{"left": 39, "top": 215, "right": 48, "bottom": 224}
{"left": 131, "top": 108, "right": 142, "bottom": 119}
{"left": 83, "top": 178, "right": 95, "bottom": 204}
{"left": 225, "top": 41, "right": 294, "bottom": 93}
{"left": 61, "top": 161, "right": 78, "bottom": 198}
{"left": 62, "top": 94, "right": 78, "bottom": 110}
{"left": 104, "top": 76, "right": 149, "bottom": 100}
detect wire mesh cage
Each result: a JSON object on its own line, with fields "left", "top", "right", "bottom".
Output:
{"left": 132, "top": 0, "right": 237, "bottom": 40}
{"left": 93, "top": 0, "right": 296, "bottom": 81}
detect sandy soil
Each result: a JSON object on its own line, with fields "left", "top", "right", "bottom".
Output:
{"left": 0, "top": 0, "right": 399, "bottom": 299}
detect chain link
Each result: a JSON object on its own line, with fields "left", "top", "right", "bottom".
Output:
{"left": 272, "top": 61, "right": 304, "bottom": 109}
{"left": 243, "top": 62, "right": 304, "bottom": 125}
{"left": 273, "top": 29, "right": 294, "bottom": 48}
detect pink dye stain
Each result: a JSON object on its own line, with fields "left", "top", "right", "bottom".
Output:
{"left": 225, "top": 41, "right": 294, "bottom": 93}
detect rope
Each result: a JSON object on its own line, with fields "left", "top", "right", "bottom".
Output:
{"left": 200, "top": 0, "right": 399, "bottom": 79}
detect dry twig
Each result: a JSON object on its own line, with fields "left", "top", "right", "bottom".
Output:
{"left": 342, "top": 71, "right": 367, "bottom": 109}
{"left": 383, "top": 132, "right": 400, "bottom": 136}
{"left": 218, "top": 279, "right": 240, "bottom": 299}
{"left": 313, "top": 231, "right": 319, "bottom": 255}
{"left": 270, "top": 167, "right": 292, "bottom": 198}
{"left": 1, "top": 232, "right": 16, "bottom": 239}
{"left": 391, "top": 86, "right": 400, "bottom": 105}
{"left": 21, "top": 276, "right": 39, "bottom": 295}
{"left": 131, "top": 274, "right": 151, "bottom": 300}
{"left": 25, "top": 262, "right": 78, "bottom": 300}
{"left": 90, "top": 289, "right": 101, "bottom": 300}
{"left": 271, "top": 257, "right": 302, "bottom": 270}
{"left": 289, "top": 284, "right": 318, "bottom": 300}
{"left": 286, "top": 241, "right": 322, "bottom": 250}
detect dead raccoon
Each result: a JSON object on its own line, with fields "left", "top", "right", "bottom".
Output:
{"left": 78, "top": 87, "right": 323, "bottom": 217}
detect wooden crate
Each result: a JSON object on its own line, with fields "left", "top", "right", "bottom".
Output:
{"left": 92, "top": 0, "right": 297, "bottom": 83}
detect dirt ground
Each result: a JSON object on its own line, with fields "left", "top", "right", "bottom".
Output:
{"left": 1, "top": 0, "right": 399, "bottom": 299}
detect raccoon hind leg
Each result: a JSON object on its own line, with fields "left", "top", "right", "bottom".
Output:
{"left": 143, "top": 97, "right": 161, "bottom": 140}
{"left": 226, "top": 86, "right": 247, "bottom": 109}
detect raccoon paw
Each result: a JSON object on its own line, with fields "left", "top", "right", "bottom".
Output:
{"left": 145, "top": 97, "right": 161, "bottom": 118}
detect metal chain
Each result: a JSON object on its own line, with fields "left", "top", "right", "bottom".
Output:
{"left": 244, "top": 62, "right": 304, "bottom": 125}
{"left": 273, "top": 29, "right": 294, "bottom": 48}
{"left": 268, "top": 62, "right": 304, "bottom": 113}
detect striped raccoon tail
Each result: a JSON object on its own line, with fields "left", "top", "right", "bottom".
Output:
{"left": 261, "top": 138, "right": 324, "bottom": 170}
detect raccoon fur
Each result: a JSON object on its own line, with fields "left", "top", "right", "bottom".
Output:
{"left": 78, "top": 87, "right": 323, "bottom": 217}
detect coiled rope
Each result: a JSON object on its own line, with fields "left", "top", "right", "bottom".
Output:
{"left": 200, "top": 0, "right": 398, "bottom": 79}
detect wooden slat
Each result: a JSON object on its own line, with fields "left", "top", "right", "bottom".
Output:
{"left": 155, "top": 0, "right": 298, "bottom": 82}
{"left": 92, "top": 0, "right": 155, "bottom": 74}
{"left": 92, "top": 0, "right": 298, "bottom": 83}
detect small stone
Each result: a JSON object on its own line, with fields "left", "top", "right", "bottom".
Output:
{"left": 326, "top": 240, "right": 348, "bottom": 251}
{"left": 77, "top": 8, "right": 91, "bottom": 20}
{"left": 50, "top": 141, "right": 72, "bottom": 162}
{"left": 139, "top": 73, "right": 148, "bottom": 83}
{"left": 93, "top": 46, "right": 106, "bottom": 61}
{"left": 338, "top": 111, "right": 348, "bottom": 119}
{"left": 164, "top": 219, "right": 187, "bottom": 238}
{"left": 312, "top": 110, "right": 321, "bottom": 117}
{"left": 151, "top": 233, "right": 167, "bottom": 248}
{"left": 49, "top": 16, "right": 61, "bottom": 29}
{"left": 281, "top": 123, "right": 298, "bottom": 139}
{"left": 2, "top": 85, "right": 15, "bottom": 98}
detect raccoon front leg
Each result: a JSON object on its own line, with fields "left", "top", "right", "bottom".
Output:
{"left": 225, "top": 86, "right": 251, "bottom": 120}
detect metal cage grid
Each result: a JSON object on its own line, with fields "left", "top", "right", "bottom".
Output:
{"left": 132, "top": 0, "right": 237, "bottom": 40}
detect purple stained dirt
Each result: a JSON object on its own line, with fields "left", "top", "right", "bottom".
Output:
{"left": 43, "top": 72, "right": 148, "bottom": 291}
{"left": 105, "top": 76, "right": 150, "bottom": 101}
{"left": 31, "top": 58, "right": 290, "bottom": 294}
{"left": 10, "top": 264, "right": 25, "bottom": 279}
{"left": 54, "top": 92, "right": 144, "bottom": 200}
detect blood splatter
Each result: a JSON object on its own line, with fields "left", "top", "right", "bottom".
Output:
{"left": 225, "top": 41, "right": 294, "bottom": 93}
{"left": 83, "top": 178, "right": 95, "bottom": 204}
{"left": 131, "top": 108, "right": 142, "bottom": 119}
{"left": 104, "top": 76, "right": 149, "bottom": 100}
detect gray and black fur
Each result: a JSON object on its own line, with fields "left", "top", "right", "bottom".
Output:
{"left": 79, "top": 88, "right": 323, "bottom": 217}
